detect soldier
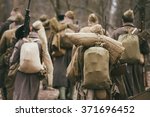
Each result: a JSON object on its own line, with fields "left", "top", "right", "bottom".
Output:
{"left": 10, "top": 28, "right": 43, "bottom": 100}
{"left": 72, "top": 13, "right": 111, "bottom": 100}
{"left": 39, "top": 15, "right": 54, "bottom": 90}
{"left": 51, "top": 10, "right": 78, "bottom": 100}
{"left": 111, "top": 9, "right": 145, "bottom": 99}
{"left": 0, "top": 12, "right": 24, "bottom": 100}
{"left": 0, "top": 8, "right": 23, "bottom": 98}
{"left": 39, "top": 14, "right": 71, "bottom": 91}
{"left": 0, "top": 7, "right": 22, "bottom": 39}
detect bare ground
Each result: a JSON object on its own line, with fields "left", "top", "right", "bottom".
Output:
{"left": 0, "top": 82, "right": 59, "bottom": 100}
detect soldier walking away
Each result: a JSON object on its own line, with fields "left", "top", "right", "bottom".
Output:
{"left": 10, "top": 28, "right": 43, "bottom": 100}
{"left": 111, "top": 9, "right": 145, "bottom": 99}
{"left": 0, "top": 8, "right": 22, "bottom": 39}
{"left": 72, "top": 13, "right": 111, "bottom": 100}
{"left": 51, "top": 10, "right": 77, "bottom": 100}
{"left": 0, "top": 12, "right": 24, "bottom": 100}
{"left": 38, "top": 15, "right": 54, "bottom": 90}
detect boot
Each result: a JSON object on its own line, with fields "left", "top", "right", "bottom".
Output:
{"left": 59, "top": 87, "right": 66, "bottom": 100}
{"left": 1, "top": 87, "right": 7, "bottom": 100}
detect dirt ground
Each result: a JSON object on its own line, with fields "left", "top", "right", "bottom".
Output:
{"left": 0, "top": 82, "right": 59, "bottom": 100}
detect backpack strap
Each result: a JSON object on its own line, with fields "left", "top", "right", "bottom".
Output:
{"left": 22, "top": 38, "right": 29, "bottom": 42}
{"left": 127, "top": 27, "right": 137, "bottom": 34}
{"left": 23, "top": 37, "right": 40, "bottom": 43}
{"left": 131, "top": 28, "right": 137, "bottom": 34}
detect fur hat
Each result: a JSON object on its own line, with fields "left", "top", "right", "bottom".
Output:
{"left": 8, "top": 13, "right": 24, "bottom": 23}
{"left": 39, "top": 14, "right": 50, "bottom": 28}
{"left": 39, "top": 14, "right": 48, "bottom": 22}
{"left": 122, "top": 9, "right": 134, "bottom": 23}
{"left": 65, "top": 10, "right": 75, "bottom": 20}
{"left": 88, "top": 13, "right": 98, "bottom": 25}
{"left": 32, "top": 20, "right": 43, "bottom": 30}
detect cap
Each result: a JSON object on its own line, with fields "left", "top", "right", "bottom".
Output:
{"left": 65, "top": 10, "right": 75, "bottom": 20}
{"left": 8, "top": 13, "right": 24, "bottom": 23}
{"left": 39, "top": 14, "right": 48, "bottom": 22}
{"left": 88, "top": 13, "right": 98, "bottom": 24}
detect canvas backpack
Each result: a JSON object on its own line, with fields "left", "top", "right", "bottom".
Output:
{"left": 18, "top": 38, "right": 43, "bottom": 73}
{"left": 118, "top": 28, "right": 141, "bottom": 63}
{"left": 82, "top": 46, "right": 112, "bottom": 89}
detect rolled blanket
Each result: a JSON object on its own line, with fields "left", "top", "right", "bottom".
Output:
{"left": 99, "top": 35, "right": 125, "bottom": 64}
{"left": 64, "top": 33, "right": 125, "bottom": 64}
{"left": 64, "top": 33, "right": 98, "bottom": 46}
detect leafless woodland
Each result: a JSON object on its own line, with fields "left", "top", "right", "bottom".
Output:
{"left": 0, "top": 0, "right": 150, "bottom": 34}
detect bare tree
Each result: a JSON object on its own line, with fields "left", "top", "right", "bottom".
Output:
{"left": 0, "top": 0, "right": 145, "bottom": 31}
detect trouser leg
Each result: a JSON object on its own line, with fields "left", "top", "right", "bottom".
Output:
{"left": 1, "top": 87, "right": 7, "bottom": 100}
{"left": 5, "top": 75, "right": 15, "bottom": 100}
{"left": 59, "top": 87, "right": 66, "bottom": 100}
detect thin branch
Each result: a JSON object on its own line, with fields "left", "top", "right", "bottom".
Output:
{"left": 49, "top": 0, "right": 59, "bottom": 15}
{"left": 66, "top": 0, "right": 71, "bottom": 10}
{"left": 70, "top": 4, "right": 101, "bottom": 19}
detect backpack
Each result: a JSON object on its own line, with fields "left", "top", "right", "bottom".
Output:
{"left": 82, "top": 46, "right": 112, "bottom": 89}
{"left": 118, "top": 28, "right": 141, "bottom": 63}
{"left": 18, "top": 38, "right": 43, "bottom": 73}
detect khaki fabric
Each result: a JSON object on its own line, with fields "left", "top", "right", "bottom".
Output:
{"left": 66, "top": 47, "right": 79, "bottom": 80}
{"left": 49, "top": 17, "right": 67, "bottom": 32}
{"left": 118, "top": 33, "right": 141, "bottom": 63}
{"left": 83, "top": 47, "right": 111, "bottom": 89}
{"left": 18, "top": 38, "right": 43, "bottom": 73}
{"left": 64, "top": 33, "right": 125, "bottom": 64}
{"left": 37, "top": 27, "right": 53, "bottom": 87}
{"left": 52, "top": 32, "right": 66, "bottom": 57}
{"left": 95, "top": 89, "right": 109, "bottom": 100}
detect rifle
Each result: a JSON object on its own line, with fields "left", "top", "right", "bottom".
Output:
{"left": 15, "top": 0, "right": 32, "bottom": 39}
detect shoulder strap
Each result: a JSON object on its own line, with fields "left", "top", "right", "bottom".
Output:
{"left": 23, "top": 37, "right": 40, "bottom": 43}
{"left": 125, "top": 27, "right": 137, "bottom": 34}
{"left": 131, "top": 28, "right": 137, "bottom": 34}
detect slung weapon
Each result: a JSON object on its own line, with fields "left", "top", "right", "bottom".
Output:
{"left": 15, "top": 0, "right": 32, "bottom": 39}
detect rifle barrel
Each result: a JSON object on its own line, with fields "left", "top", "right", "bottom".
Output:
{"left": 27, "top": 0, "right": 31, "bottom": 10}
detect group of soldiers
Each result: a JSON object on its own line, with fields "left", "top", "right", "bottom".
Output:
{"left": 0, "top": 6, "right": 149, "bottom": 100}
